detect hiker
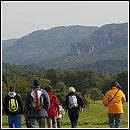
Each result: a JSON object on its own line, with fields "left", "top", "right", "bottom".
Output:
{"left": 44, "top": 86, "right": 60, "bottom": 128}
{"left": 25, "top": 80, "right": 50, "bottom": 128}
{"left": 3, "top": 86, "right": 23, "bottom": 128}
{"left": 56, "top": 104, "right": 65, "bottom": 128}
{"left": 62, "top": 87, "right": 84, "bottom": 128}
{"left": 103, "top": 81, "right": 126, "bottom": 128}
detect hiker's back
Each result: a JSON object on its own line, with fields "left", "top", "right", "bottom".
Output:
{"left": 4, "top": 92, "right": 23, "bottom": 116}
{"left": 44, "top": 86, "right": 60, "bottom": 128}
{"left": 62, "top": 87, "right": 84, "bottom": 128}
{"left": 30, "top": 89, "right": 44, "bottom": 111}
{"left": 68, "top": 95, "right": 78, "bottom": 109}
{"left": 3, "top": 86, "right": 23, "bottom": 128}
{"left": 25, "top": 80, "right": 50, "bottom": 128}
{"left": 103, "top": 81, "right": 126, "bottom": 128}
{"left": 8, "top": 94, "right": 19, "bottom": 114}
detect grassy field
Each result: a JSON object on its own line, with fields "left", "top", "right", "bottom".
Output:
{"left": 2, "top": 101, "right": 128, "bottom": 128}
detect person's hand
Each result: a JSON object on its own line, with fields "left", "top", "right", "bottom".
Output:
{"left": 80, "top": 108, "right": 83, "bottom": 112}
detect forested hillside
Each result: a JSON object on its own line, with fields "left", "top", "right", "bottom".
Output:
{"left": 2, "top": 25, "right": 98, "bottom": 64}
{"left": 39, "top": 46, "right": 128, "bottom": 73}
{"left": 2, "top": 63, "right": 128, "bottom": 105}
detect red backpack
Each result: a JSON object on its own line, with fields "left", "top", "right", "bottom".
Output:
{"left": 30, "top": 89, "right": 44, "bottom": 110}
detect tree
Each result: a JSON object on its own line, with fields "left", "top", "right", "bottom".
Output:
{"left": 87, "top": 88, "right": 104, "bottom": 103}
{"left": 81, "top": 77, "right": 90, "bottom": 94}
{"left": 83, "top": 94, "right": 91, "bottom": 108}
{"left": 2, "top": 81, "right": 8, "bottom": 102}
{"left": 102, "top": 71, "right": 112, "bottom": 95}
{"left": 55, "top": 81, "right": 68, "bottom": 104}
{"left": 40, "top": 79, "right": 51, "bottom": 89}
{"left": 63, "top": 70, "right": 78, "bottom": 87}
{"left": 115, "top": 71, "right": 128, "bottom": 101}
{"left": 45, "top": 68, "right": 58, "bottom": 87}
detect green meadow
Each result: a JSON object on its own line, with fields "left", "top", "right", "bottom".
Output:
{"left": 2, "top": 101, "right": 128, "bottom": 128}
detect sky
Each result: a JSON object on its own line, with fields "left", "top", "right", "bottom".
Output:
{"left": 1, "top": 1, "right": 129, "bottom": 40}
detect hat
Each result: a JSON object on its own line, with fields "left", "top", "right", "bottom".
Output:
{"left": 69, "top": 87, "right": 76, "bottom": 93}
{"left": 34, "top": 80, "right": 40, "bottom": 86}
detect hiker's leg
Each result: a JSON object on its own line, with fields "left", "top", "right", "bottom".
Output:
{"left": 52, "top": 116, "right": 57, "bottom": 128}
{"left": 25, "top": 118, "right": 31, "bottom": 128}
{"left": 73, "top": 111, "right": 79, "bottom": 128}
{"left": 39, "top": 117, "right": 45, "bottom": 128}
{"left": 14, "top": 114, "right": 21, "bottom": 128}
{"left": 108, "top": 113, "right": 115, "bottom": 128}
{"left": 115, "top": 113, "right": 123, "bottom": 128}
{"left": 68, "top": 109, "right": 74, "bottom": 128}
{"left": 8, "top": 115, "right": 14, "bottom": 128}
{"left": 46, "top": 116, "right": 53, "bottom": 128}
{"left": 30, "top": 117, "right": 38, "bottom": 128}
{"left": 57, "top": 118, "right": 60, "bottom": 128}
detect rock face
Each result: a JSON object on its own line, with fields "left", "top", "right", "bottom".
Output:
{"left": 71, "top": 23, "right": 128, "bottom": 55}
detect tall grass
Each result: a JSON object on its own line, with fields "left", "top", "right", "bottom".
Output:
{"left": 2, "top": 101, "right": 128, "bottom": 128}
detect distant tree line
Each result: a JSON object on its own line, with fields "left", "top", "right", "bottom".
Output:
{"left": 2, "top": 63, "right": 128, "bottom": 109}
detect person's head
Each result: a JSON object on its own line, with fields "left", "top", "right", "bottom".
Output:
{"left": 69, "top": 87, "right": 76, "bottom": 93}
{"left": 34, "top": 79, "right": 40, "bottom": 86}
{"left": 9, "top": 86, "right": 15, "bottom": 92}
{"left": 44, "top": 86, "right": 52, "bottom": 92}
{"left": 111, "top": 81, "right": 121, "bottom": 89}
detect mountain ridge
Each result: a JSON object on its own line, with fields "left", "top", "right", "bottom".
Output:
{"left": 2, "top": 25, "right": 99, "bottom": 64}
{"left": 2, "top": 22, "right": 128, "bottom": 73}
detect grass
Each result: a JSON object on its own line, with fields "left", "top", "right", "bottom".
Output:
{"left": 2, "top": 101, "right": 128, "bottom": 128}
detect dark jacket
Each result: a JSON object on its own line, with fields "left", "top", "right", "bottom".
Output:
{"left": 3, "top": 92, "right": 23, "bottom": 116}
{"left": 25, "top": 86, "right": 50, "bottom": 117}
{"left": 62, "top": 91, "right": 84, "bottom": 111}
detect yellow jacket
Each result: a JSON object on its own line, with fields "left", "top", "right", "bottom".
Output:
{"left": 103, "top": 87, "right": 126, "bottom": 114}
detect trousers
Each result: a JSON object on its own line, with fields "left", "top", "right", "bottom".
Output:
{"left": 108, "top": 113, "right": 123, "bottom": 128}
{"left": 68, "top": 107, "right": 79, "bottom": 128}
{"left": 8, "top": 114, "right": 21, "bottom": 128}
{"left": 57, "top": 118, "right": 60, "bottom": 128}
{"left": 46, "top": 116, "right": 57, "bottom": 128}
{"left": 30, "top": 117, "right": 45, "bottom": 128}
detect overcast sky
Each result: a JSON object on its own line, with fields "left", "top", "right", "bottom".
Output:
{"left": 1, "top": 1, "right": 129, "bottom": 40}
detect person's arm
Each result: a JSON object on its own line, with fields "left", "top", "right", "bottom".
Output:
{"left": 17, "top": 94, "right": 24, "bottom": 114}
{"left": 121, "top": 91, "right": 126, "bottom": 104}
{"left": 25, "top": 91, "right": 31, "bottom": 112}
{"left": 77, "top": 94, "right": 84, "bottom": 109}
{"left": 62, "top": 95, "right": 68, "bottom": 111}
{"left": 54, "top": 96, "right": 60, "bottom": 115}
{"left": 42, "top": 90, "right": 50, "bottom": 111}
{"left": 103, "top": 92, "right": 109, "bottom": 107}
{"left": 62, "top": 108, "right": 65, "bottom": 117}
{"left": 60, "top": 105, "right": 65, "bottom": 117}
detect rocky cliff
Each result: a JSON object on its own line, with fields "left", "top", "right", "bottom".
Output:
{"left": 71, "top": 23, "right": 128, "bottom": 55}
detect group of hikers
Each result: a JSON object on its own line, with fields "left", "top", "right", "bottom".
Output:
{"left": 3, "top": 80, "right": 126, "bottom": 128}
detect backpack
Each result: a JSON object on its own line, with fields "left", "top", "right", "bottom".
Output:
{"left": 68, "top": 95, "right": 78, "bottom": 109}
{"left": 8, "top": 96, "right": 19, "bottom": 113}
{"left": 30, "top": 89, "right": 44, "bottom": 110}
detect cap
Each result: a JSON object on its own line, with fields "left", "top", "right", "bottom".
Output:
{"left": 69, "top": 87, "right": 76, "bottom": 93}
{"left": 34, "top": 80, "right": 40, "bottom": 86}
